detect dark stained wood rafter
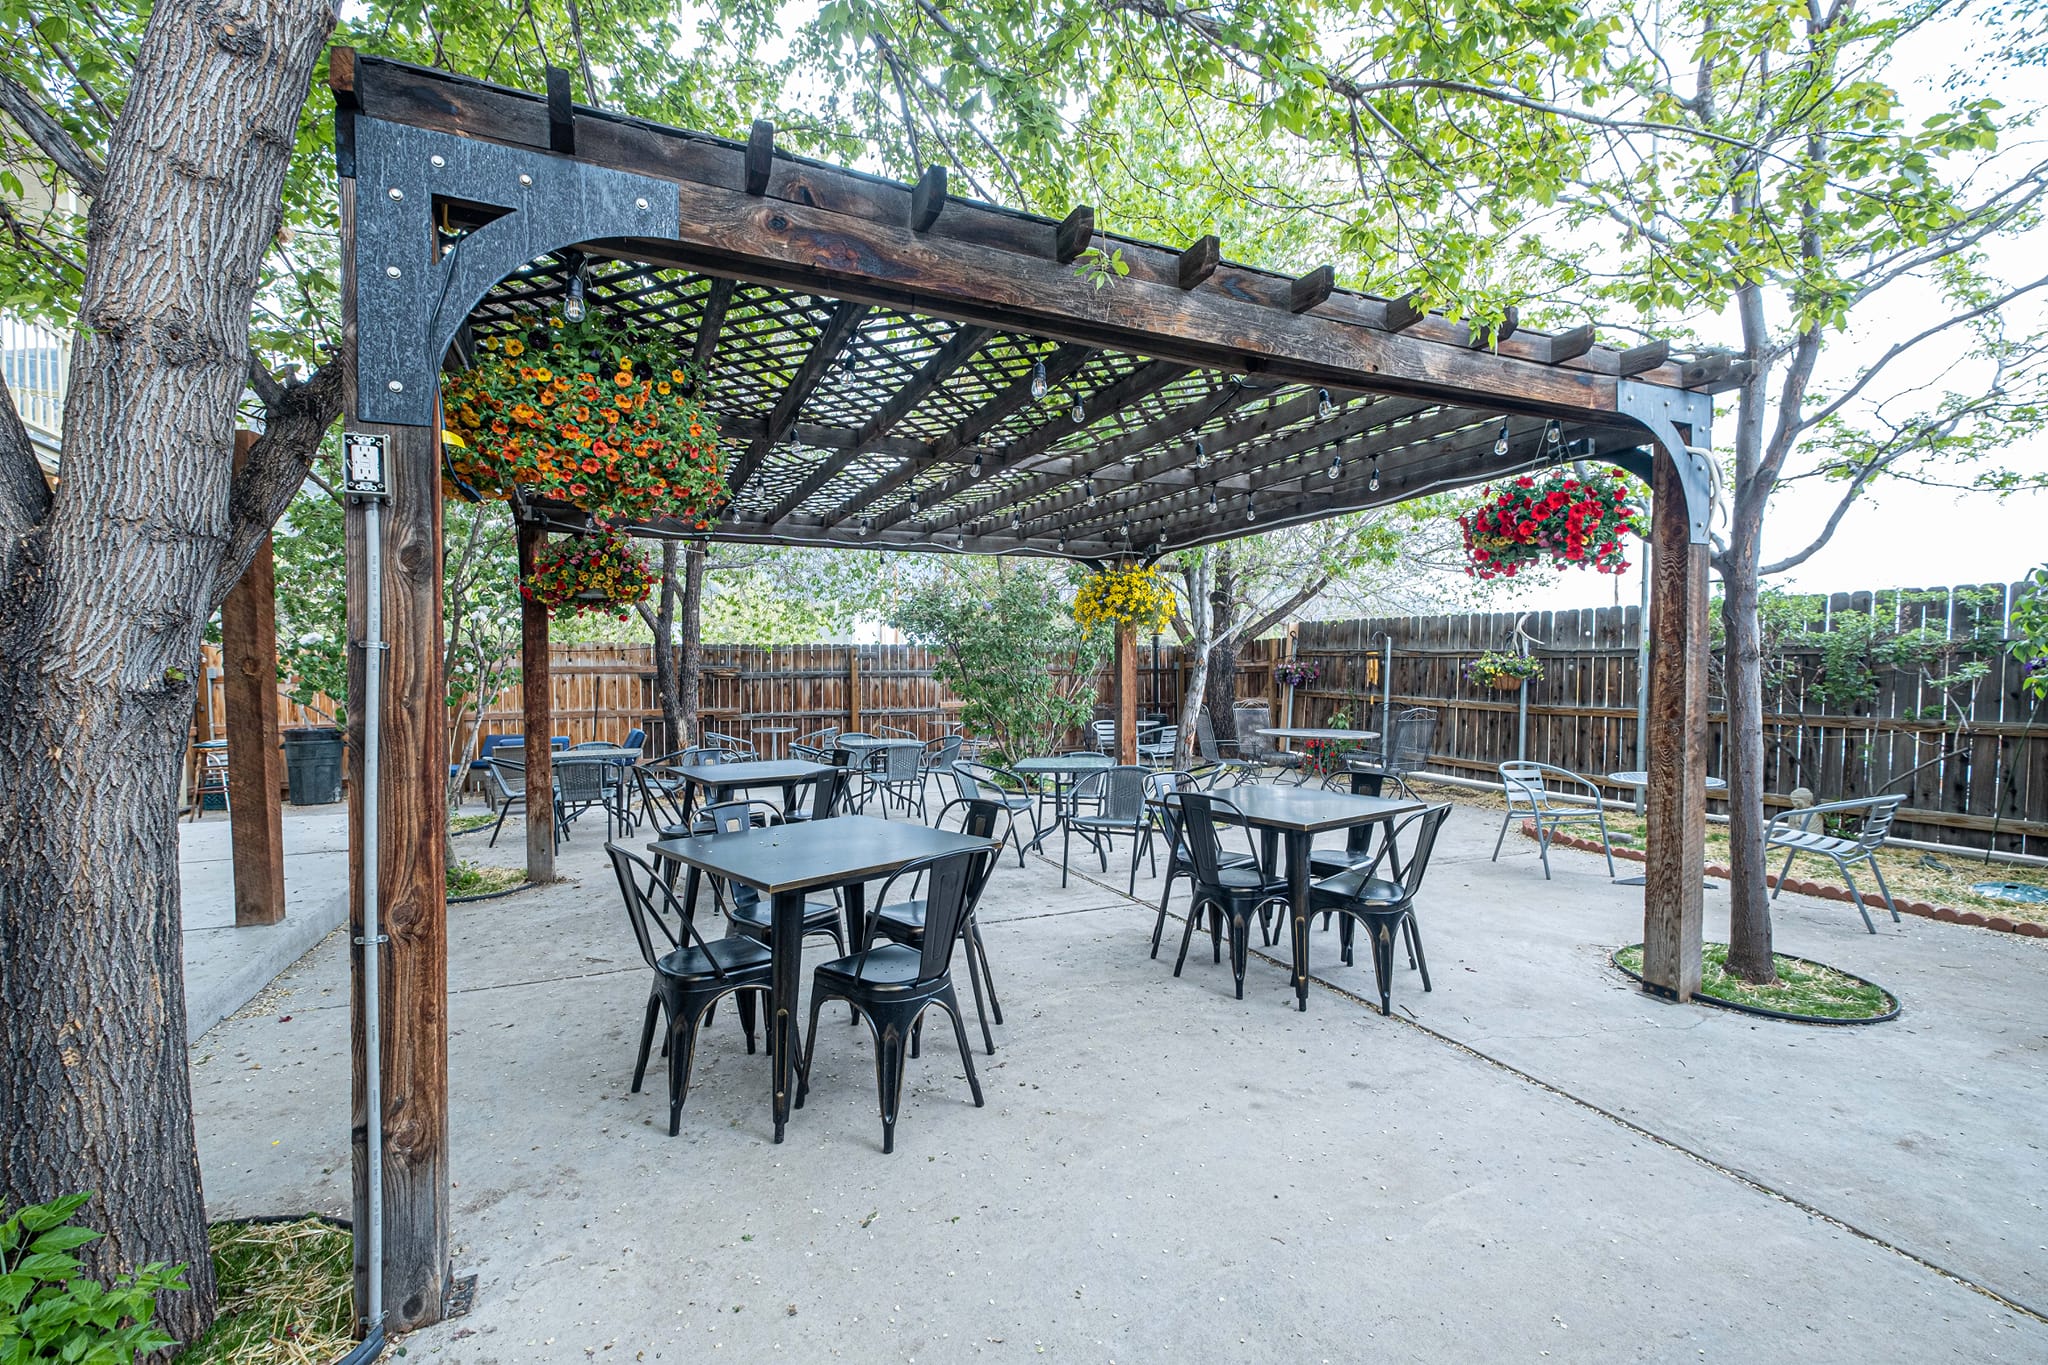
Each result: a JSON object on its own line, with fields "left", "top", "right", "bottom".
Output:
{"left": 1546, "top": 323, "right": 1597, "bottom": 363}
{"left": 1288, "top": 265, "right": 1336, "bottom": 313}
{"left": 745, "top": 119, "right": 774, "bottom": 196}
{"left": 1054, "top": 206, "right": 1094, "bottom": 264}
{"left": 1619, "top": 340, "right": 1671, "bottom": 375}
{"left": 691, "top": 277, "right": 735, "bottom": 370}
{"left": 1382, "top": 291, "right": 1427, "bottom": 333}
{"left": 910, "top": 165, "right": 947, "bottom": 232}
{"left": 728, "top": 298, "right": 873, "bottom": 494}
{"left": 1177, "top": 236, "right": 1221, "bottom": 289}
{"left": 545, "top": 66, "right": 574, "bottom": 154}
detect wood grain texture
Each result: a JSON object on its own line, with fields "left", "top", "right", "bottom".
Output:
{"left": 1640, "top": 451, "right": 1708, "bottom": 1002}
{"left": 1055, "top": 205, "right": 1094, "bottom": 264}
{"left": 222, "top": 429, "right": 285, "bottom": 926}
{"left": 1177, "top": 235, "right": 1221, "bottom": 289}
{"left": 1117, "top": 622, "right": 1138, "bottom": 764}
{"left": 519, "top": 521, "right": 557, "bottom": 885}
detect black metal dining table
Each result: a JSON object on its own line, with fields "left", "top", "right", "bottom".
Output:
{"left": 649, "top": 814, "right": 997, "bottom": 1141}
{"left": 1157, "top": 784, "right": 1424, "bottom": 1010}
{"left": 663, "top": 757, "right": 835, "bottom": 823}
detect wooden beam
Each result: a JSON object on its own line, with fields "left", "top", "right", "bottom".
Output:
{"left": 518, "top": 522, "right": 557, "bottom": 885}
{"left": 744, "top": 119, "right": 774, "bottom": 196}
{"left": 1288, "top": 265, "right": 1335, "bottom": 313}
{"left": 767, "top": 300, "right": 870, "bottom": 444}
{"left": 222, "top": 429, "right": 284, "bottom": 927}
{"left": 829, "top": 343, "right": 1093, "bottom": 527}
{"left": 545, "top": 66, "right": 574, "bottom": 154}
{"left": 1383, "top": 291, "right": 1427, "bottom": 333}
{"left": 691, "top": 277, "right": 735, "bottom": 371}
{"left": 1054, "top": 205, "right": 1094, "bottom": 264}
{"left": 1177, "top": 236, "right": 1220, "bottom": 290}
{"left": 1680, "top": 353, "right": 1735, "bottom": 387}
{"left": 910, "top": 165, "right": 947, "bottom": 232}
{"left": 761, "top": 323, "right": 994, "bottom": 524}
{"left": 1641, "top": 447, "right": 1709, "bottom": 1002}
{"left": 1545, "top": 324, "right": 1597, "bottom": 364}
{"left": 1472, "top": 306, "right": 1520, "bottom": 349}
{"left": 1116, "top": 622, "right": 1138, "bottom": 764}
{"left": 1618, "top": 340, "right": 1671, "bottom": 376}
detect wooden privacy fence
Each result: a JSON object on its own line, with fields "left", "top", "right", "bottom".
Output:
{"left": 1249, "top": 583, "right": 2048, "bottom": 855}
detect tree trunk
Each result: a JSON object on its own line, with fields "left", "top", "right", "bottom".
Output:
{"left": 1720, "top": 561, "right": 1775, "bottom": 982}
{"left": 647, "top": 542, "right": 682, "bottom": 751}
{"left": 1205, "top": 547, "right": 1239, "bottom": 747}
{"left": 678, "top": 545, "right": 704, "bottom": 746}
{"left": 0, "top": 0, "right": 337, "bottom": 1341}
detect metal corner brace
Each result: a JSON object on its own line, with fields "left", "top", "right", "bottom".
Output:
{"left": 350, "top": 117, "right": 682, "bottom": 428}
{"left": 1614, "top": 378, "right": 1716, "bottom": 545}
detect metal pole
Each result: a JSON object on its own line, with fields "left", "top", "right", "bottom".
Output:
{"left": 358, "top": 497, "right": 386, "bottom": 1337}
{"left": 1634, "top": 550, "right": 1651, "bottom": 816}
{"left": 1380, "top": 633, "right": 1394, "bottom": 743}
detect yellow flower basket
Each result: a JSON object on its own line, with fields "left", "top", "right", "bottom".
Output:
{"left": 1073, "top": 565, "right": 1173, "bottom": 633}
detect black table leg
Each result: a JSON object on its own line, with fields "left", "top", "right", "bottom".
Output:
{"left": 769, "top": 887, "right": 804, "bottom": 1142}
{"left": 844, "top": 880, "right": 868, "bottom": 952}
{"left": 1287, "top": 829, "right": 1312, "bottom": 1011}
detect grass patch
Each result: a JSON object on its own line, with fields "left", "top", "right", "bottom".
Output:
{"left": 1414, "top": 777, "right": 2048, "bottom": 926}
{"left": 448, "top": 859, "right": 525, "bottom": 898}
{"left": 450, "top": 812, "right": 496, "bottom": 833}
{"left": 176, "top": 1218, "right": 354, "bottom": 1364}
{"left": 1614, "top": 943, "right": 1895, "bottom": 1021}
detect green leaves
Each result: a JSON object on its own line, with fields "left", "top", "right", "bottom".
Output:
{"left": 1, "top": 1194, "right": 186, "bottom": 1364}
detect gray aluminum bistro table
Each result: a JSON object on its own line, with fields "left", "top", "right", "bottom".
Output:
{"left": 1011, "top": 753, "right": 1113, "bottom": 853}
{"left": 648, "top": 814, "right": 997, "bottom": 1141}
{"left": 1160, "top": 784, "right": 1423, "bottom": 1011}
{"left": 1606, "top": 770, "right": 1728, "bottom": 888}
{"left": 665, "top": 758, "right": 835, "bottom": 825}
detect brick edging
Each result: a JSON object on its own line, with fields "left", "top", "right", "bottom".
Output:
{"left": 1517, "top": 820, "right": 2046, "bottom": 939}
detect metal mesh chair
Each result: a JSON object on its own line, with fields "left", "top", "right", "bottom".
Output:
{"left": 554, "top": 754, "right": 618, "bottom": 840}
{"left": 956, "top": 761, "right": 1041, "bottom": 867}
{"left": 1062, "top": 765, "right": 1157, "bottom": 892}
{"left": 1495, "top": 761, "right": 1615, "bottom": 879}
{"left": 1766, "top": 793, "right": 1906, "bottom": 932}
{"left": 869, "top": 741, "right": 927, "bottom": 820}
{"left": 1193, "top": 710, "right": 1254, "bottom": 781}
{"left": 486, "top": 757, "right": 568, "bottom": 848}
{"left": 1342, "top": 708, "right": 1437, "bottom": 797}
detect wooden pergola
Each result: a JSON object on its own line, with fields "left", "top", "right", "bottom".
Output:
{"left": 330, "top": 50, "right": 1722, "bottom": 1334}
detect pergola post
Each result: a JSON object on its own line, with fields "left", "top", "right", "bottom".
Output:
{"left": 1640, "top": 446, "right": 1710, "bottom": 1001}
{"left": 341, "top": 175, "right": 451, "bottom": 1335}
{"left": 1115, "top": 620, "right": 1138, "bottom": 764}
{"left": 222, "top": 429, "right": 284, "bottom": 926}
{"left": 518, "top": 520, "right": 556, "bottom": 884}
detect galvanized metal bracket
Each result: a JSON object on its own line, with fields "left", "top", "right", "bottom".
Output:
{"left": 1615, "top": 379, "right": 1717, "bottom": 545}
{"left": 351, "top": 116, "right": 681, "bottom": 427}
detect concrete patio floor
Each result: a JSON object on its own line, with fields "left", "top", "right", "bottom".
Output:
{"left": 188, "top": 785, "right": 2048, "bottom": 1361}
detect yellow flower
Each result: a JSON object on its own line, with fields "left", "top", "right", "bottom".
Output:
{"left": 505, "top": 338, "right": 526, "bottom": 357}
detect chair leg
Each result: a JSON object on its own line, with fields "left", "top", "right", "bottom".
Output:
{"left": 1837, "top": 859, "right": 1878, "bottom": 934}
{"left": 666, "top": 1009, "right": 704, "bottom": 1136}
{"left": 960, "top": 923, "right": 997, "bottom": 1055}
{"left": 736, "top": 988, "right": 758, "bottom": 1055}
{"left": 1536, "top": 818, "right": 1554, "bottom": 880}
{"left": 1227, "top": 912, "right": 1250, "bottom": 1000}
{"left": 631, "top": 992, "right": 661, "bottom": 1093}
{"left": 1339, "top": 914, "right": 1355, "bottom": 967}
{"left": 1594, "top": 808, "right": 1616, "bottom": 878}
{"left": 488, "top": 801, "right": 513, "bottom": 847}
{"left": 795, "top": 985, "right": 831, "bottom": 1109}
{"left": 1405, "top": 913, "right": 1431, "bottom": 991}
{"left": 1492, "top": 809, "right": 1513, "bottom": 862}
{"left": 1061, "top": 822, "right": 1071, "bottom": 888}
{"left": 1865, "top": 854, "right": 1902, "bottom": 923}
{"left": 1210, "top": 904, "right": 1224, "bottom": 963}
{"left": 969, "top": 917, "right": 1003, "bottom": 1025}
{"left": 1173, "top": 896, "right": 1204, "bottom": 977}
{"left": 940, "top": 986, "right": 986, "bottom": 1108}
{"left": 1127, "top": 833, "right": 1141, "bottom": 896}
{"left": 868, "top": 1003, "right": 918, "bottom": 1155}
{"left": 1368, "top": 917, "right": 1397, "bottom": 1016}
{"left": 1150, "top": 869, "right": 1179, "bottom": 959}
{"left": 1772, "top": 845, "right": 1798, "bottom": 899}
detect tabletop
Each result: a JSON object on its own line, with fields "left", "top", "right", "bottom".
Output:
{"left": 668, "top": 758, "right": 834, "bottom": 788}
{"left": 1254, "top": 726, "right": 1381, "bottom": 743}
{"left": 1012, "top": 753, "right": 1114, "bottom": 775}
{"left": 837, "top": 735, "right": 924, "bottom": 750}
{"left": 1608, "top": 769, "right": 1729, "bottom": 791}
{"left": 1158, "top": 783, "right": 1424, "bottom": 834}
{"left": 651, "top": 814, "right": 996, "bottom": 895}
{"left": 755, "top": 726, "right": 797, "bottom": 735}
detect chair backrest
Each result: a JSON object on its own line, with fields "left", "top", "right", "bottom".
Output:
{"left": 634, "top": 764, "right": 689, "bottom": 831}
{"left": 623, "top": 728, "right": 646, "bottom": 752}
{"left": 1854, "top": 794, "right": 1907, "bottom": 849}
{"left": 703, "top": 731, "right": 755, "bottom": 755}
{"left": 552, "top": 735, "right": 571, "bottom": 750}
{"left": 884, "top": 742, "right": 922, "bottom": 782}
{"left": 1093, "top": 765, "right": 1152, "bottom": 823}
{"left": 671, "top": 745, "right": 731, "bottom": 767}
{"left": 924, "top": 734, "right": 963, "bottom": 769}
{"left": 481, "top": 734, "right": 521, "bottom": 758}
{"left": 1139, "top": 724, "right": 1178, "bottom": 752}
{"left": 791, "top": 742, "right": 829, "bottom": 763}
{"left": 1499, "top": 761, "right": 1551, "bottom": 810}
{"left": 955, "top": 761, "right": 1023, "bottom": 802}
{"left": 555, "top": 756, "right": 612, "bottom": 801}
{"left": 803, "top": 767, "right": 851, "bottom": 820}
{"left": 1195, "top": 711, "right": 1222, "bottom": 761}
{"left": 871, "top": 850, "right": 986, "bottom": 984}
{"left": 876, "top": 724, "right": 915, "bottom": 740}
{"left": 1164, "top": 791, "right": 1260, "bottom": 884}
{"left": 1387, "top": 709, "right": 1437, "bottom": 775}
{"left": 702, "top": 799, "right": 781, "bottom": 836}
{"left": 1389, "top": 803, "right": 1453, "bottom": 899}
{"left": 932, "top": 797, "right": 1011, "bottom": 907}
{"left": 797, "top": 725, "right": 839, "bottom": 748}
{"left": 1090, "top": 718, "right": 1118, "bottom": 750}
{"left": 489, "top": 756, "right": 526, "bottom": 798}
{"left": 606, "top": 842, "right": 718, "bottom": 974}
{"left": 572, "top": 740, "right": 611, "bottom": 750}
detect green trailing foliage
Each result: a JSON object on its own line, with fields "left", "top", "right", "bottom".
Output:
{"left": 1711, "top": 587, "right": 2005, "bottom": 717}
{"left": 2009, "top": 565, "right": 2048, "bottom": 702}
{"left": 0, "top": 1194, "right": 186, "bottom": 1364}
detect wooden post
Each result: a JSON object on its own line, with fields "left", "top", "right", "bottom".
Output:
{"left": 342, "top": 176, "right": 451, "bottom": 1336}
{"left": 1116, "top": 621, "right": 1137, "bottom": 764}
{"left": 221, "top": 429, "right": 285, "bottom": 925}
{"left": 848, "top": 648, "right": 861, "bottom": 731}
{"left": 518, "top": 521, "right": 556, "bottom": 884}
{"left": 1641, "top": 447, "right": 1709, "bottom": 1002}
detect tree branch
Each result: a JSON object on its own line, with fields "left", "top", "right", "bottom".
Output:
{"left": 0, "top": 71, "right": 106, "bottom": 194}
{"left": 0, "top": 366, "right": 54, "bottom": 543}
{"left": 1757, "top": 457, "right": 1887, "bottom": 576}
{"left": 208, "top": 358, "right": 343, "bottom": 609}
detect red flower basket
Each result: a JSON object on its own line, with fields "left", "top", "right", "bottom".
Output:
{"left": 520, "top": 532, "right": 656, "bottom": 621}
{"left": 1458, "top": 467, "right": 1642, "bottom": 580}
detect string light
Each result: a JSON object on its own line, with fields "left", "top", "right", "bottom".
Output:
{"left": 1493, "top": 420, "right": 1511, "bottom": 457}
{"left": 1030, "top": 358, "right": 1048, "bottom": 399}
{"left": 1207, "top": 485, "right": 1219, "bottom": 515}
{"left": 1057, "top": 534, "right": 1067, "bottom": 553}
{"left": 971, "top": 452, "right": 984, "bottom": 479}
{"left": 1011, "top": 510, "right": 1023, "bottom": 532}
{"left": 1368, "top": 454, "right": 1382, "bottom": 492}
{"left": 841, "top": 350, "right": 857, "bottom": 374}
{"left": 1326, "top": 451, "right": 1342, "bottom": 481}
{"left": 1085, "top": 477, "right": 1099, "bottom": 505}
{"left": 858, "top": 516, "right": 871, "bottom": 537}
{"left": 909, "top": 492, "right": 921, "bottom": 515}
{"left": 1545, "top": 420, "right": 1562, "bottom": 446}
{"left": 1193, "top": 439, "right": 1209, "bottom": 470}
{"left": 1245, "top": 496, "right": 1258, "bottom": 523}
{"left": 1070, "top": 399, "right": 1086, "bottom": 424}
{"left": 562, "top": 269, "right": 587, "bottom": 323}
{"left": 1121, "top": 515, "right": 1133, "bottom": 540}
{"left": 1317, "top": 388, "right": 1334, "bottom": 420}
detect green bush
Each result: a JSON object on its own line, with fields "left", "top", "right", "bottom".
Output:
{"left": 1, "top": 1193, "right": 187, "bottom": 1364}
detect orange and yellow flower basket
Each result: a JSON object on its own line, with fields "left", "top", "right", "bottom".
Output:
{"left": 443, "top": 313, "right": 727, "bottom": 531}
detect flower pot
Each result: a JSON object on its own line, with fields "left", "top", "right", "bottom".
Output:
{"left": 1483, "top": 676, "right": 1526, "bottom": 692}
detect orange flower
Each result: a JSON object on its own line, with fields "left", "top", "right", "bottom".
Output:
{"left": 657, "top": 381, "right": 671, "bottom": 395}
{"left": 490, "top": 420, "right": 510, "bottom": 436}
{"left": 582, "top": 458, "right": 600, "bottom": 473}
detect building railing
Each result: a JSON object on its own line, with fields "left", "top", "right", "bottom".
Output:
{"left": 2, "top": 316, "right": 70, "bottom": 452}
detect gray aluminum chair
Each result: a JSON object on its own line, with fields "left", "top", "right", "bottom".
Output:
{"left": 956, "top": 761, "right": 1041, "bottom": 867}
{"left": 554, "top": 754, "right": 618, "bottom": 840}
{"left": 1494, "top": 761, "right": 1615, "bottom": 879}
{"left": 1062, "top": 764, "right": 1157, "bottom": 893}
{"left": 1766, "top": 793, "right": 1906, "bottom": 933}
{"left": 871, "top": 740, "right": 929, "bottom": 821}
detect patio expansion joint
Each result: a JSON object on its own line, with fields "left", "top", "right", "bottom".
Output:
{"left": 1054, "top": 853, "right": 2048, "bottom": 1329}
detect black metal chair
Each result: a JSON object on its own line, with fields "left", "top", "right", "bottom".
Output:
{"left": 605, "top": 843, "right": 773, "bottom": 1136}
{"left": 1062, "top": 764, "right": 1156, "bottom": 892}
{"left": 782, "top": 766, "right": 852, "bottom": 824}
{"left": 1163, "top": 791, "right": 1291, "bottom": 999}
{"left": 795, "top": 847, "right": 992, "bottom": 1153}
{"left": 1310, "top": 769, "right": 1390, "bottom": 880}
{"left": 697, "top": 800, "right": 849, "bottom": 956}
{"left": 1146, "top": 770, "right": 1258, "bottom": 956}
{"left": 1309, "top": 803, "right": 1452, "bottom": 1015}
{"left": 1194, "top": 711, "right": 1255, "bottom": 782}
{"left": 956, "top": 761, "right": 1041, "bottom": 866}
{"left": 863, "top": 798, "right": 1010, "bottom": 1054}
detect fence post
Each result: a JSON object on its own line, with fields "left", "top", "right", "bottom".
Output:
{"left": 848, "top": 648, "right": 861, "bottom": 731}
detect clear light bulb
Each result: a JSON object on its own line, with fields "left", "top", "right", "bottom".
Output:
{"left": 1368, "top": 458, "right": 1382, "bottom": 492}
{"left": 1326, "top": 452, "right": 1342, "bottom": 481}
{"left": 562, "top": 273, "right": 586, "bottom": 323}
{"left": 1245, "top": 498, "right": 1258, "bottom": 523}
{"left": 1030, "top": 358, "right": 1048, "bottom": 399}
{"left": 1193, "top": 439, "right": 1209, "bottom": 469}
{"left": 1085, "top": 478, "right": 1098, "bottom": 505}
{"left": 971, "top": 453, "right": 984, "bottom": 478}
{"left": 1071, "top": 400, "right": 1086, "bottom": 424}
{"left": 1494, "top": 421, "right": 1510, "bottom": 457}
{"left": 1317, "top": 388, "right": 1333, "bottom": 419}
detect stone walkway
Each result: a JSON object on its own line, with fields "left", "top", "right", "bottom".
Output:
{"left": 189, "top": 787, "right": 2048, "bottom": 1361}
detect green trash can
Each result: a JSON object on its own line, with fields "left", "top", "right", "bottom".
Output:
{"left": 283, "top": 726, "right": 346, "bottom": 806}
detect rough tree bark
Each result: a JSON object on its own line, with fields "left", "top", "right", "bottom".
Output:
{"left": 0, "top": 0, "right": 340, "bottom": 1342}
{"left": 637, "top": 542, "right": 704, "bottom": 751}
{"left": 1204, "top": 547, "right": 1238, "bottom": 748}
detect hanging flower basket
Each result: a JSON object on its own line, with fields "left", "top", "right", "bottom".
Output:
{"left": 520, "top": 532, "right": 656, "bottom": 621}
{"left": 443, "top": 313, "right": 727, "bottom": 530}
{"left": 1072, "top": 564, "right": 1174, "bottom": 633}
{"left": 1459, "top": 467, "right": 1642, "bottom": 580}
{"left": 1275, "top": 661, "right": 1319, "bottom": 689}
{"left": 1467, "top": 650, "right": 1543, "bottom": 690}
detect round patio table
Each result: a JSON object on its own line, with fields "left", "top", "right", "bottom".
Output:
{"left": 1606, "top": 770, "right": 1728, "bottom": 887}
{"left": 755, "top": 725, "right": 797, "bottom": 760}
{"left": 1253, "top": 726, "right": 1379, "bottom": 784}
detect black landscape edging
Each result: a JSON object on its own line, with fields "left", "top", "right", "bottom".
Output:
{"left": 1609, "top": 945, "right": 1901, "bottom": 1025}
